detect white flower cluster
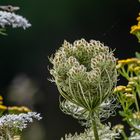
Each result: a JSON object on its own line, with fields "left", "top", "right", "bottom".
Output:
{"left": 0, "top": 112, "right": 42, "bottom": 131}
{"left": 0, "top": 11, "right": 31, "bottom": 29}
{"left": 129, "top": 131, "right": 140, "bottom": 140}
{"left": 61, "top": 123, "right": 119, "bottom": 140}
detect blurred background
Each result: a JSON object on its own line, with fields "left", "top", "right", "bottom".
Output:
{"left": 0, "top": 0, "right": 140, "bottom": 140}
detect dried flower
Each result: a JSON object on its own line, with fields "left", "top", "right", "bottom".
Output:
{"left": 49, "top": 39, "right": 117, "bottom": 112}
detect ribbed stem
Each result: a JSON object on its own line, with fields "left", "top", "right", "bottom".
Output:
{"left": 91, "top": 113, "right": 99, "bottom": 140}
{"left": 92, "top": 119, "right": 99, "bottom": 140}
{"left": 133, "top": 91, "right": 140, "bottom": 112}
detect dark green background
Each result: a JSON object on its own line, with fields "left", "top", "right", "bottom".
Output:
{"left": 0, "top": 0, "right": 140, "bottom": 140}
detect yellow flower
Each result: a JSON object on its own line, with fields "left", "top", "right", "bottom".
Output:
{"left": 125, "top": 58, "right": 138, "bottom": 63}
{"left": 137, "top": 16, "right": 140, "bottom": 21}
{"left": 0, "top": 105, "right": 7, "bottom": 110}
{"left": 134, "top": 66, "right": 140, "bottom": 73}
{"left": 118, "top": 60, "right": 127, "bottom": 65}
{"left": 125, "top": 87, "right": 133, "bottom": 92}
{"left": 133, "top": 112, "right": 140, "bottom": 119}
{"left": 0, "top": 96, "right": 3, "bottom": 101}
{"left": 21, "top": 106, "right": 31, "bottom": 112}
{"left": 113, "top": 86, "right": 126, "bottom": 93}
{"left": 124, "top": 93, "right": 134, "bottom": 97}
{"left": 8, "top": 106, "right": 31, "bottom": 113}
{"left": 117, "top": 58, "right": 138, "bottom": 66}
{"left": 0, "top": 96, "right": 3, "bottom": 105}
{"left": 130, "top": 25, "right": 140, "bottom": 34}
{"left": 127, "top": 81, "right": 136, "bottom": 88}
{"left": 137, "top": 60, "right": 140, "bottom": 64}
{"left": 124, "top": 93, "right": 135, "bottom": 102}
{"left": 129, "top": 76, "right": 139, "bottom": 82}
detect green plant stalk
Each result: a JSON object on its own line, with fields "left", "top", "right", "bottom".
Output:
{"left": 118, "top": 67, "right": 130, "bottom": 81}
{"left": 136, "top": 85, "right": 140, "bottom": 99}
{"left": 121, "top": 130, "right": 128, "bottom": 140}
{"left": 133, "top": 91, "right": 140, "bottom": 112}
{"left": 91, "top": 114, "right": 99, "bottom": 140}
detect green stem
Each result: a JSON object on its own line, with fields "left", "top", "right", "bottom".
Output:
{"left": 136, "top": 85, "right": 140, "bottom": 99}
{"left": 91, "top": 116, "right": 99, "bottom": 140}
{"left": 133, "top": 91, "right": 140, "bottom": 112}
{"left": 121, "top": 130, "right": 128, "bottom": 140}
{"left": 119, "top": 67, "right": 130, "bottom": 81}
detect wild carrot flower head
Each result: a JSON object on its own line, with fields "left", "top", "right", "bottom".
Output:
{"left": 49, "top": 39, "right": 117, "bottom": 111}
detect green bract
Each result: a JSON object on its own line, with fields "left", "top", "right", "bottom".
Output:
{"left": 49, "top": 39, "right": 117, "bottom": 112}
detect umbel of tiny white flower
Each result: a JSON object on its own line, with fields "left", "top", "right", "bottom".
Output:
{"left": 61, "top": 123, "right": 119, "bottom": 140}
{"left": 0, "top": 112, "right": 42, "bottom": 139}
{"left": 49, "top": 39, "right": 117, "bottom": 113}
{"left": 0, "top": 11, "right": 31, "bottom": 29}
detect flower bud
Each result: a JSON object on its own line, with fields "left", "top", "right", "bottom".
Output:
{"left": 49, "top": 39, "right": 117, "bottom": 111}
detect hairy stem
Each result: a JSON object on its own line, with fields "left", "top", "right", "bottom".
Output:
{"left": 91, "top": 115, "right": 99, "bottom": 140}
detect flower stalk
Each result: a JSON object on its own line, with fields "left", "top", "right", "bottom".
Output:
{"left": 49, "top": 38, "right": 118, "bottom": 139}
{"left": 91, "top": 113, "right": 99, "bottom": 140}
